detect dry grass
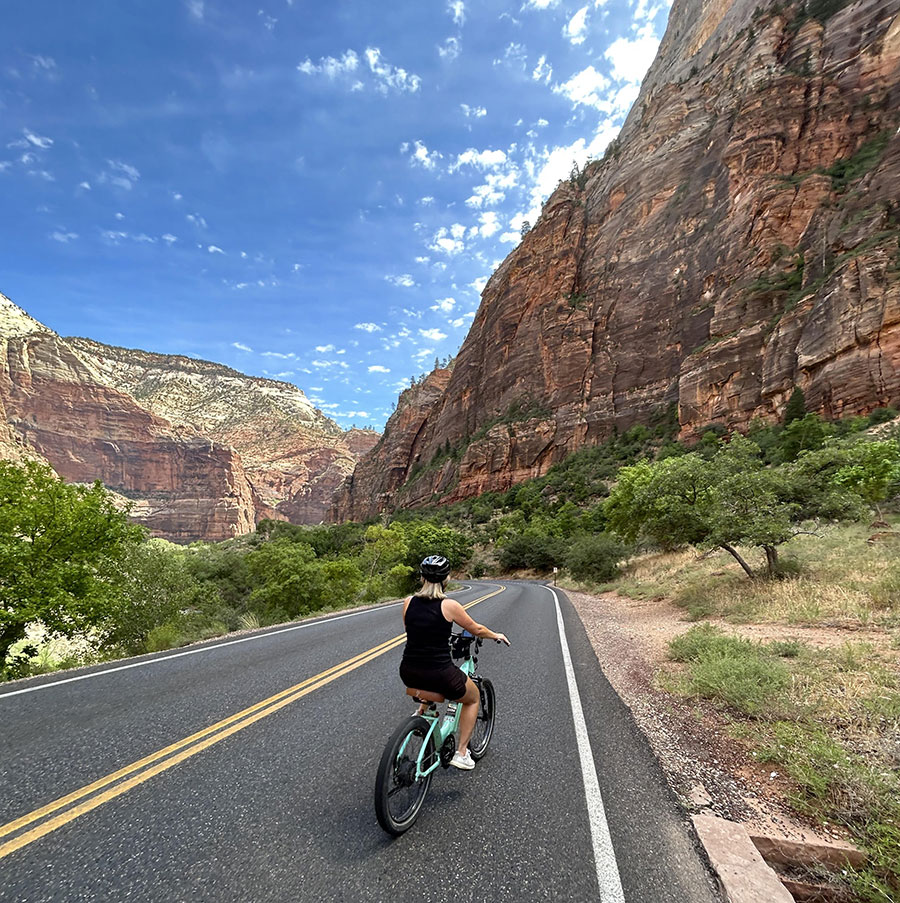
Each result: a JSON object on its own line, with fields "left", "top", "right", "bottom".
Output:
{"left": 610, "top": 522, "right": 900, "bottom": 628}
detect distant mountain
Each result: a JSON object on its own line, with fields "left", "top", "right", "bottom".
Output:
{"left": 0, "top": 291, "right": 377, "bottom": 540}
{"left": 335, "top": 0, "right": 900, "bottom": 521}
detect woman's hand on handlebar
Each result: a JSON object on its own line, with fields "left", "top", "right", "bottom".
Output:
{"left": 493, "top": 632, "right": 511, "bottom": 646}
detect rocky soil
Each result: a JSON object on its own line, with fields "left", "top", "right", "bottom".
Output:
{"left": 566, "top": 586, "right": 872, "bottom": 849}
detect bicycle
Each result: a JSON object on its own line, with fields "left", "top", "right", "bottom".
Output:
{"left": 374, "top": 630, "right": 498, "bottom": 836}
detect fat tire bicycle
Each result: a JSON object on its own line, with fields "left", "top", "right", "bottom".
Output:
{"left": 374, "top": 631, "right": 498, "bottom": 836}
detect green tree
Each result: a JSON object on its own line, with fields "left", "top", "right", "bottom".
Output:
{"left": 783, "top": 387, "right": 807, "bottom": 425}
{"left": 106, "top": 539, "right": 219, "bottom": 653}
{"left": 565, "top": 533, "right": 627, "bottom": 583}
{"left": 832, "top": 439, "right": 900, "bottom": 520}
{"left": 0, "top": 460, "right": 143, "bottom": 664}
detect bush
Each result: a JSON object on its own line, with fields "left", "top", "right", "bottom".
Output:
{"left": 669, "top": 624, "right": 790, "bottom": 714}
{"left": 497, "top": 531, "right": 567, "bottom": 572}
{"left": 564, "top": 533, "right": 627, "bottom": 583}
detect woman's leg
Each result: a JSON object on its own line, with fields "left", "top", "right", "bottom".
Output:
{"left": 455, "top": 678, "right": 480, "bottom": 754}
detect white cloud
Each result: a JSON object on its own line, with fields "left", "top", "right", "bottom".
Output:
{"left": 478, "top": 211, "right": 500, "bottom": 237}
{"left": 385, "top": 273, "right": 416, "bottom": 287}
{"left": 365, "top": 47, "right": 421, "bottom": 94}
{"left": 419, "top": 328, "right": 447, "bottom": 342}
{"left": 553, "top": 65, "right": 610, "bottom": 109}
{"left": 452, "top": 148, "right": 507, "bottom": 171}
{"left": 413, "top": 347, "right": 435, "bottom": 361}
{"left": 564, "top": 6, "right": 589, "bottom": 44}
{"left": 460, "top": 104, "right": 487, "bottom": 119}
{"left": 186, "top": 0, "right": 204, "bottom": 19}
{"left": 50, "top": 230, "right": 77, "bottom": 243}
{"left": 403, "top": 140, "right": 442, "bottom": 170}
{"left": 99, "top": 159, "right": 140, "bottom": 191}
{"left": 522, "top": 0, "right": 559, "bottom": 6}
{"left": 448, "top": 0, "right": 465, "bottom": 24}
{"left": 173, "top": 192, "right": 183, "bottom": 201}
{"left": 499, "top": 231, "right": 519, "bottom": 243}
{"left": 186, "top": 213, "right": 207, "bottom": 228}
{"left": 438, "top": 37, "right": 461, "bottom": 60}
{"left": 495, "top": 42, "right": 527, "bottom": 69}
{"left": 114, "top": 212, "right": 125, "bottom": 220}
{"left": 465, "top": 168, "right": 519, "bottom": 208}
{"left": 297, "top": 49, "right": 359, "bottom": 79}
{"left": 354, "top": 322, "right": 381, "bottom": 332}
{"left": 368, "top": 365, "right": 391, "bottom": 373}
{"left": 605, "top": 31, "right": 660, "bottom": 85}
{"left": 469, "top": 276, "right": 488, "bottom": 294}
{"left": 23, "top": 129, "right": 53, "bottom": 149}
{"left": 30, "top": 55, "right": 57, "bottom": 73}
{"left": 532, "top": 55, "right": 553, "bottom": 83}
{"left": 161, "top": 234, "right": 177, "bottom": 244}
{"left": 101, "top": 230, "right": 129, "bottom": 243}
{"left": 262, "top": 351, "right": 297, "bottom": 359}
{"left": 208, "top": 244, "right": 225, "bottom": 254}
{"left": 429, "top": 227, "right": 465, "bottom": 256}
{"left": 78, "top": 181, "right": 91, "bottom": 190}
{"left": 431, "top": 297, "right": 456, "bottom": 312}
{"left": 316, "top": 344, "right": 335, "bottom": 352}
{"left": 232, "top": 342, "right": 253, "bottom": 352}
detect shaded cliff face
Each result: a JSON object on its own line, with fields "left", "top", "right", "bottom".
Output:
{"left": 336, "top": 0, "right": 900, "bottom": 521}
{"left": 1, "top": 293, "right": 377, "bottom": 539}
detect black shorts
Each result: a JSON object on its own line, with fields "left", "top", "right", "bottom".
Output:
{"left": 399, "top": 660, "right": 468, "bottom": 701}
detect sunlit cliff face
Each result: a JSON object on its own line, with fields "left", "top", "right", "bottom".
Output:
{"left": 335, "top": 0, "right": 900, "bottom": 522}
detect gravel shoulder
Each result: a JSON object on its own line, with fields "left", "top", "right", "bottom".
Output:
{"left": 565, "top": 586, "right": 864, "bottom": 847}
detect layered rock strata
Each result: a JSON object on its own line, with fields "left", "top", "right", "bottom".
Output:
{"left": 67, "top": 338, "right": 377, "bottom": 525}
{"left": 336, "top": 0, "right": 900, "bottom": 521}
{"left": 1, "top": 293, "right": 376, "bottom": 539}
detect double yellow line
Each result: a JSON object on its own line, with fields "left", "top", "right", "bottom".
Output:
{"left": 0, "top": 585, "right": 504, "bottom": 860}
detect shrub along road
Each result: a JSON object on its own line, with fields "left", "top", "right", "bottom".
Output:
{"left": 0, "top": 582, "right": 721, "bottom": 902}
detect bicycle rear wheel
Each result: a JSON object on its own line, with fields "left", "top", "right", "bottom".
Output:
{"left": 468, "top": 678, "right": 495, "bottom": 761}
{"left": 374, "top": 716, "right": 436, "bottom": 835}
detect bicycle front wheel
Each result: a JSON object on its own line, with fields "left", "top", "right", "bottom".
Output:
{"left": 374, "top": 716, "right": 436, "bottom": 835}
{"left": 468, "top": 678, "right": 495, "bottom": 761}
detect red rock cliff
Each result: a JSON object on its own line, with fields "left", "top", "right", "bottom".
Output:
{"left": 335, "top": 0, "right": 900, "bottom": 521}
{"left": 1, "top": 294, "right": 378, "bottom": 539}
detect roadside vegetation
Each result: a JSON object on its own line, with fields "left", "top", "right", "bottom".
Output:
{"left": 2, "top": 392, "right": 898, "bottom": 898}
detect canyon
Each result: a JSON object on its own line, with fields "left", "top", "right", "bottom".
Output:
{"left": 335, "top": 0, "right": 900, "bottom": 521}
{"left": 0, "top": 294, "right": 376, "bottom": 540}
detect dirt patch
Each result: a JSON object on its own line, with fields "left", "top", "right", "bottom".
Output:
{"left": 566, "top": 587, "right": 863, "bottom": 846}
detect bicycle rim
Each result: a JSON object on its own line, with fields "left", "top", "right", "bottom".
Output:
{"left": 469, "top": 678, "right": 495, "bottom": 760}
{"left": 374, "top": 717, "right": 435, "bottom": 835}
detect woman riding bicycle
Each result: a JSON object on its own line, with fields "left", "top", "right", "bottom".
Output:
{"left": 399, "top": 555, "right": 510, "bottom": 770}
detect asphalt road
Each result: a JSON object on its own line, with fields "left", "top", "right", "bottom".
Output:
{"left": 0, "top": 581, "right": 722, "bottom": 902}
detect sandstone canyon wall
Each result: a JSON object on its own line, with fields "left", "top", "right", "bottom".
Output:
{"left": 336, "top": 0, "right": 900, "bottom": 521}
{"left": 0, "top": 293, "right": 377, "bottom": 540}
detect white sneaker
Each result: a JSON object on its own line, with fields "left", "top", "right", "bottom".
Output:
{"left": 450, "top": 750, "right": 475, "bottom": 770}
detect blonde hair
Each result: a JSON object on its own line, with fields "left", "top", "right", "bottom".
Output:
{"left": 417, "top": 580, "right": 446, "bottom": 600}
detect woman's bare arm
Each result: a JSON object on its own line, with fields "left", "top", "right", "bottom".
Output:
{"left": 442, "top": 599, "right": 510, "bottom": 645}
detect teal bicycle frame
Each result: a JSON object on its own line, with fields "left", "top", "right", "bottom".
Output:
{"left": 401, "top": 653, "right": 476, "bottom": 781}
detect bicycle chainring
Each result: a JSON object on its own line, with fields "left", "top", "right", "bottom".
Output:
{"left": 439, "top": 734, "right": 457, "bottom": 768}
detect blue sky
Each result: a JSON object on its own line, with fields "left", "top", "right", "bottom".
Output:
{"left": 2, "top": 0, "right": 670, "bottom": 429}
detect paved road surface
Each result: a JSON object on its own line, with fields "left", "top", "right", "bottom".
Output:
{"left": 0, "top": 581, "right": 722, "bottom": 902}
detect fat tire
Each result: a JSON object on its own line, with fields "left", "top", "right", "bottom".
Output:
{"left": 468, "top": 678, "right": 496, "bottom": 761}
{"left": 374, "top": 716, "right": 435, "bottom": 835}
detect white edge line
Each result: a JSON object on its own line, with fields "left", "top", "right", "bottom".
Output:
{"left": 547, "top": 585, "right": 625, "bottom": 903}
{"left": 0, "top": 602, "right": 404, "bottom": 700}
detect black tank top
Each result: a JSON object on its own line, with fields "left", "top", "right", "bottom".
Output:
{"left": 401, "top": 595, "right": 453, "bottom": 668}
